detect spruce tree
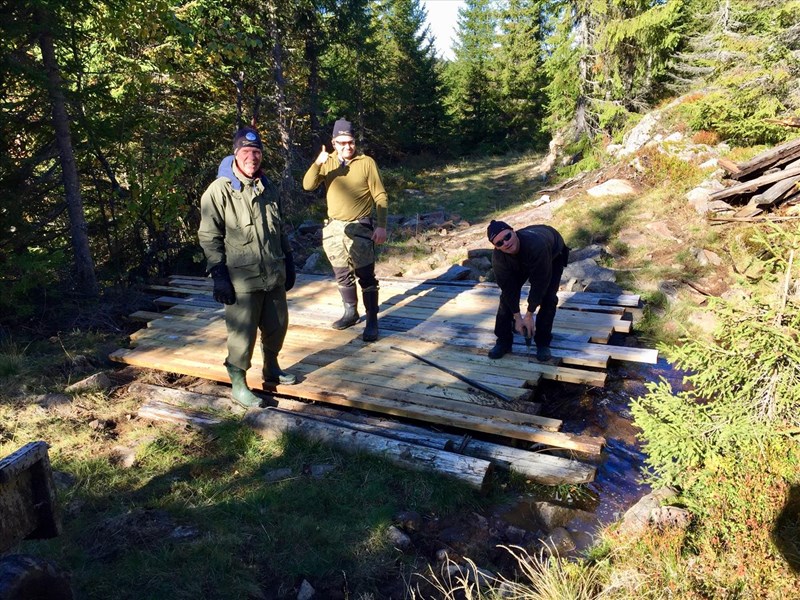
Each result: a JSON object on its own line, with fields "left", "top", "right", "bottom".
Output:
{"left": 445, "top": 0, "right": 503, "bottom": 151}
{"left": 496, "top": 0, "right": 549, "bottom": 149}
{"left": 378, "top": 0, "right": 447, "bottom": 155}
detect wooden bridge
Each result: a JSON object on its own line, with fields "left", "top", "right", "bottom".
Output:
{"left": 111, "top": 273, "right": 657, "bottom": 487}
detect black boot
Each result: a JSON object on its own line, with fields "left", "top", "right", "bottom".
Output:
{"left": 535, "top": 345, "right": 552, "bottom": 361}
{"left": 332, "top": 285, "right": 359, "bottom": 330}
{"left": 263, "top": 353, "right": 297, "bottom": 385}
{"left": 362, "top": 288, "right": 379, "bottom": 342}
{"left": 488, "top": 340, "right": 512, "bottom": 360}
{"left": 225, "top": 362, "right": 262, "bottom": 408}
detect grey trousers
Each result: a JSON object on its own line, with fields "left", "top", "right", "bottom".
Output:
{"left": 224, "top": 287, "right": 288, "bottom": 371}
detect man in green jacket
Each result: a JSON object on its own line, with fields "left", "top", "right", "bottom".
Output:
{"left": 302, "top": 118, "right": 388, "bottom": 342}
{"left": 198, "top": 126, "right": 297, "bottom": 408}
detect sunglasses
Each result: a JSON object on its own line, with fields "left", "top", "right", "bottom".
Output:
{"left": 493, "top": 231, "right": 513, "bottom": 247}
{"left": 334, "top": 140, "right": 355, "bottom": 146}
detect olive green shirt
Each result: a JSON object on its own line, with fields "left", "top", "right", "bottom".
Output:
{"left": 302, "top": 152, "right": 388, "bottom": 228}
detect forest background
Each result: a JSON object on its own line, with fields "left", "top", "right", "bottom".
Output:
{"left": 3, "top": 0, "right": 799, "bottom": 321}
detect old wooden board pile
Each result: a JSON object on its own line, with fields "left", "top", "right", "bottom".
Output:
{"left": 111, "top": 274, "right": 657, "bottom": 487}
{"left": 714, "top": 136, "right": 800, "bottom": 218}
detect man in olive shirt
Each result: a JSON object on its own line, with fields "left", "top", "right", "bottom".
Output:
{"left": 198, "top": 126, "right": 296, "bottom": 408}
{"left": 302, "top": 118, "right": 388, "bottom": 342}
{"left": 487, "top": 220, "right": 570, "bottom": 362}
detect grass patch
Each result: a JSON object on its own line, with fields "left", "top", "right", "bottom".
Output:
{"left": 8, "top": 388, "right": 485, "bottom": 599}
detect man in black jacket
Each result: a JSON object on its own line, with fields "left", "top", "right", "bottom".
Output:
{"left": 487, "top": 220, "right": 570, "bottom": 361}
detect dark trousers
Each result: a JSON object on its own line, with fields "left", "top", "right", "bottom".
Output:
{"left": 494, "top": 259, "right": 565, "bottom": 348}
{"left": 224, "top": 287, "right": 288, "bottom": 371}
{"left": 333, "top": 264, "right": 379, "bottom": 293}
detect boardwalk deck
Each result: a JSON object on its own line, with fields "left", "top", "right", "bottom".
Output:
{"left": 112, "top": 274, "right": 657, "bottom": 478}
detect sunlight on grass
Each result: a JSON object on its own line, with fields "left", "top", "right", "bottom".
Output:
{"left": 412, "top": 546, "right": 606, "bottom": 600}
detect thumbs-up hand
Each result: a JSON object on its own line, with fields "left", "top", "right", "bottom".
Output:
{"left": 315, "top": 145, "right": 329, "bottom": 165}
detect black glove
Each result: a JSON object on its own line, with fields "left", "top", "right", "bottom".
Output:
{"left": 209, "top": 264, "right": 236, "bottom": 305}
{"left": 284, "top": 252, "right": 296, "bottom": 291}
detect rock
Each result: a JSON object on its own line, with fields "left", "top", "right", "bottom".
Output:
{"left": 89, "top": 418, "right": 115, "bottom": 431}
{"left": 699, "top": 158, "right": 718, "bottom": 169}
{"left": 568, "top": 244, "right": 605, "bottom": 263}
{"left": 707, "top": 199, "right": 735, "bottom": 213}
{"left": 616, "top": 227, "right": 649, "bottom": 248}
{"left": 297, "top": 221, "right": 322, "bottom": 235}
{"left": 467, "top": 248, "right": 493, "bottom": 260}
{"left": 530, "top": 502, "right": 595, "bottom": 532}
{"left": 435, "top": 548, "right": 450, "bottom": 562}
{"left": 686, "top": 187, "right": 712, "bottom": 204}
{"left": 645, "top": 221, "right": 680, "bottom": 241}
{"left": 35, "top": 393, "right": 72, "bottom": 410}
{"left": 472, "top": 512, "right": 489, "bottom": 532}
{"left": 169, "top": 525, "right": 200, "bottom": 540}
{"left": 650, "top": 505, "right": 692, "bottom": 530}
{"left": 532, "top": 502, "right": 575, "bottom": 530}
{"left": 657, "top": 280, "right": 680, "bottom": 303}
{"left": 386, "top": 525, "right": 413, "bottom": 551}
{"left": 583, "top": 280, "right": 625, "bottom": 294}
{"left": 693, "top": 248, "right": 722, "bottom": 267}
{"left": 688, "top": 195, "right": 711, "bottom": 215}
{"left": 503, "top": 524, "right": 527, "bottom": 545}
{"left": 561, "top": 259, "right": 617, "bottom": 286}
{"left": 52, "top": 470, "right": 77, "bottom": 491}
{"left": 443, "top": 564, "right": 495, "bottom": 590}
{"left": 65, "top": 372, "right": 113, "bottom": 393}
{"left": 465, "top": 256, "right": 491, "bottom": 271}
{"left": 541, "top": 527, "right": 576, "bottom": 556}
{"left": 618, "top": 487, "right": 678, "bottom": 537}
{"left": 664, "top": 132, "right": 684, "bottom": 143}
{"left": 618, "top": 113, "right": 660, "bottom": 156}
{"left": 111, "top": 445, "right": 138, "bottom": 468}
{"left": 297, "top": 579, "right": 315, "bottom": 600}
{"left": 310, "top": 464, "right": 335, "bottom": 479}
{"left": 415, "top": 264, "right": 473, "bottom": 282}
{"left": 264, "top": 467, "right": 293, "bottom": 482}
{"left": 587, "top": 179, "right": 636, "bottom": 198}
{"left": 302, "top": 252, "right": 323, "bottom": 272}
{"left": 395, "top": 510, "right": 422, "bottom": 531}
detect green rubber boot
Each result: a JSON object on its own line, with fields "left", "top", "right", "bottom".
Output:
{"left": 225, "top": 363, "right": 262, "bottom": 408}
{"left": 263, "top": 353, "right": 297, "bottom": 386}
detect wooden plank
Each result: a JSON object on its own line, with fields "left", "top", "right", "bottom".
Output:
{"left": 753, "top": 174, "right": 800, "bottom": 207}
{"left": 110, "top": 348, "right": 605, "bottom": 453}
{"left": 127, "top": 325, "right": 537, "bottom": 395}
{"left": 138, "top": 400, "right": 223, "bottom": 428}
{"left": 708, "top": 166, "right": 800, "bottom": 201}
{"left": 727, "top": 137, "right": 800, "bottom": 180}
{"left": 123, "top": 336, "right": 549, "bottom": 423}
{"left": 272, "top": 398, "right": 596, "bottom": 485}
{"left": 244, "top": 408, "right": 493, "bottom": 489}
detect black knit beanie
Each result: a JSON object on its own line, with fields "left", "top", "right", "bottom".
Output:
{"left": 487, "top": 220, "right": 511, "bottom": 242}
{"left": 332, "top": 118, "right": 354, "bottom": 139}
{"left": 232, "top": 126, "right": 263, "bottom": 154}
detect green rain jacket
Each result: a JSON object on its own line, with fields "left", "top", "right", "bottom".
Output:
{"left": 198, "top": 160, "right": 290, "bottom": 293}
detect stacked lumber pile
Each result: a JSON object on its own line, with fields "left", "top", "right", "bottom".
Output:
{"left": 713, "top": 137, "right": 800, "bottom": 218}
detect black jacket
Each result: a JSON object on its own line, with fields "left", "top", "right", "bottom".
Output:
{"left": 492, "top": 225, "right": 568, "bottom": 314}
